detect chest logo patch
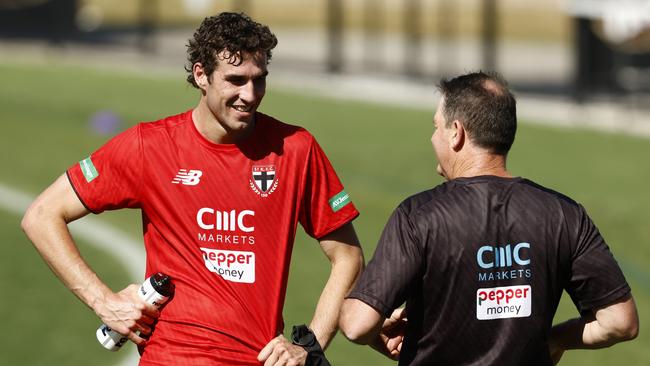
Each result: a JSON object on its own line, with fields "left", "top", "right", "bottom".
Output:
{"left": 172, "top": 169, "right": 203, "bottom": 186}
{"left": 250, "top": 164, "right": 278, "bottom": 197}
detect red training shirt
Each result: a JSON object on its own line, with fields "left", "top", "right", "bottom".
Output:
{"left": 67, "top": 110, "right": 359, "bottom": 365}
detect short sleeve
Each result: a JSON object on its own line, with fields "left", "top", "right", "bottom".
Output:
{"left": 66, "top": 124, "right": 143, "bottom": 213}
{"left": 299, "top": 137, "right": 359, "bottom": 239}
{"left": 566, "top": 205, "right": 631, "bottom": 311}
{"left": 347, "top": 205, "right": 423, "bottom": 317}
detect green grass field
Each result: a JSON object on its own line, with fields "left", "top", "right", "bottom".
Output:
{"left": 0, "top": 62, "right": 648, "bottom": 365}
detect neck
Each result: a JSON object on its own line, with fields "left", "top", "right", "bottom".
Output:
{"left": 447, "top": 151, "right": 511, "bottom": 180}
{"left": 192, "top": 103, "right": 254, "bottom": 144}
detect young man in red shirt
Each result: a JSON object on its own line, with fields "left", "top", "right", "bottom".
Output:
{"left": 22, "top": 12, "right": 363, "bottom": 365}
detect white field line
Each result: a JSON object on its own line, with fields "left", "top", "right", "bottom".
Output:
{"left": 0, "top": 182, "right": 143, "bottom": 366}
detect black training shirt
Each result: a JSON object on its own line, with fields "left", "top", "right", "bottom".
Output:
{"left": 348, "top": 176, "right": 630, "bottom": 366}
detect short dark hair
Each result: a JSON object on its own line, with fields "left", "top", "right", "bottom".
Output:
{"left": 185, "top": 12, "right": 278, "bottom": 88}
{"left": 437, "top": 71, "right": 517, "bottom": 155}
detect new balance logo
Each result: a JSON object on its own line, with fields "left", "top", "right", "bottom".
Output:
{"left": 172, "top": 169, "right": 203, "bottom": 185}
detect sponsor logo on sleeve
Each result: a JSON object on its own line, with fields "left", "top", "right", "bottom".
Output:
{"left": 477, "top": 285, "right": 531, "bottom": 320}
{"left": 328, "top": 190, "right": 351, "bottom": 212}
{"left": 201, "top": 248, "right": 255, "bottom": 283}
{"left": 79, "top": 157, "right": 99, "bottom": 182}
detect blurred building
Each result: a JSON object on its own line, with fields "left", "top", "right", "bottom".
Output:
{"left": 0, "top": 0, "right": 77, "bottom": 42}
{"left": 1, "top": 0, "right": 649, "bottom": 102}
{"left": 569, "top": 0, "right": 650, "bottom": 99}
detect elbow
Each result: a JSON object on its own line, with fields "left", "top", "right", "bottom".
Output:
{"left": 348, "top": 248, "right": 365, "bottom": 282}
{"left": 339, "top": 321, "right": 369, "bottom": 344}
{"left": 606, "top": 313, "right": 639, "bottom": 343}
{"left": 21, "top": 200, "right": 53, "bottom": 240}
{"left": 330, "top": 246, "right": 365, "bottom": 286}
{"left": 334, "top": 245, "right": 364, "bottom": 269}
{"left": 592, "top": 296, "right": 640, "bottom": 346}
{"left": 339, "top": 301, "right": 374, "bottom": 344}
{"left": 616, "top": 302, "right": 640, "bottom": 342}
{"left": 618, "top": 318, "right": 639, "bottom": 341}
{"left": 606, "top": 324, "right": 638, "bottom": 345}
{"left": 21, "top": 204, "right": 38, "bottom": 237}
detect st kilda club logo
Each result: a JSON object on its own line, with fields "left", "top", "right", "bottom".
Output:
{"left": 249, "top": 164, "right": 279, "bottom": 197}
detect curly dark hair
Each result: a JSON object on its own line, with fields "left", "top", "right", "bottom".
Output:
{"left": 185, "top": 12, "right": 278, "bottom": 88}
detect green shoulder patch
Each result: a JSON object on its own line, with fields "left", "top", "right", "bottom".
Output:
{"left": 79, "top": 156, "right": 99, "bottom": 183}
{"left": 329, "top": 190, "right": 351, "bottom": 212}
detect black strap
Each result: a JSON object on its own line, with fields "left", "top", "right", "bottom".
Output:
{"left": 291, "top": 325, "right": 332, "bottom": 366}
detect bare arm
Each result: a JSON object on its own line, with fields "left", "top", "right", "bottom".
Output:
{"left": 339, "top": 298, "right": 384, "bottom": 345}
{"left": 309, "top": 222, "right": 364, "bottom": 348}
{"left": 21, "top": 174, "right": 157, "bottom": 344}
{"left": 339, "top": 299, "right": 406, "bottom": 360}
{"left": 549, "top": 295, "right": 639, "bottom": 363}
{"left": 258, "top": 222, "right": 364, "bottom": 365}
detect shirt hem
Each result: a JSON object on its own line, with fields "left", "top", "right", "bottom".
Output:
{"left": 578, "top": 283, "right": 631, "bottom": 311}
{"left": 313, "top": 210, "right": 359, "bottom": 240}
{"left": 346, "top": 291, "right": 393, "bottom": 318}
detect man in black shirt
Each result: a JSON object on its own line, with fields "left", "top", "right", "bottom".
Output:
{"left": 339, "top": 72, "right": 639, "bottom": 365}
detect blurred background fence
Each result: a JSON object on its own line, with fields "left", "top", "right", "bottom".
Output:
{"left": 2, "top": 0, "right": 650, "bottom": 103}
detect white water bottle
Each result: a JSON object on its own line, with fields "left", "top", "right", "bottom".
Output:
{"left": 96, "top": 273, "right": 174, "bottom": 351}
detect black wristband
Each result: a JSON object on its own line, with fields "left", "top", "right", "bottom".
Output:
{"left": 291, "top": 324, "right": 331, "bottom": 366}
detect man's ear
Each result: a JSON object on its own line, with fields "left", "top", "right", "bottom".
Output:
{"left": 450, "top": 119, "right": 465, "bottom": 152}
{"left": 193, "top": 62, "right": 209, "bottom": 91}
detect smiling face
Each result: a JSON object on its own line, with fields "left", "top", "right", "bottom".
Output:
{"left": 195, "top": 50, "right": 268, "bottom": 140}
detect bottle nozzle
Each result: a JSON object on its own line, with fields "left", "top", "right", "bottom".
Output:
{"left": 150, "top": 272, "right": 174, "bottom": 297}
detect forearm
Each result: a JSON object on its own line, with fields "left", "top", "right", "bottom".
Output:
{"left": 339, "top": 300, "right": 404, "bottom": 360}
{"left": 551, "top": 297, "right": 639, "bottom": 351}
{"left": 23, "top": 209, "right": 111, "bottom": 310}
{"left": 309, "top": 249, "right": 363, "bottom": 349}
{"left": 552, "top": 317, "right": 635, "bottom": 350}
{"left": 551, "top": 317, "right": 599, "bottom": 351}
